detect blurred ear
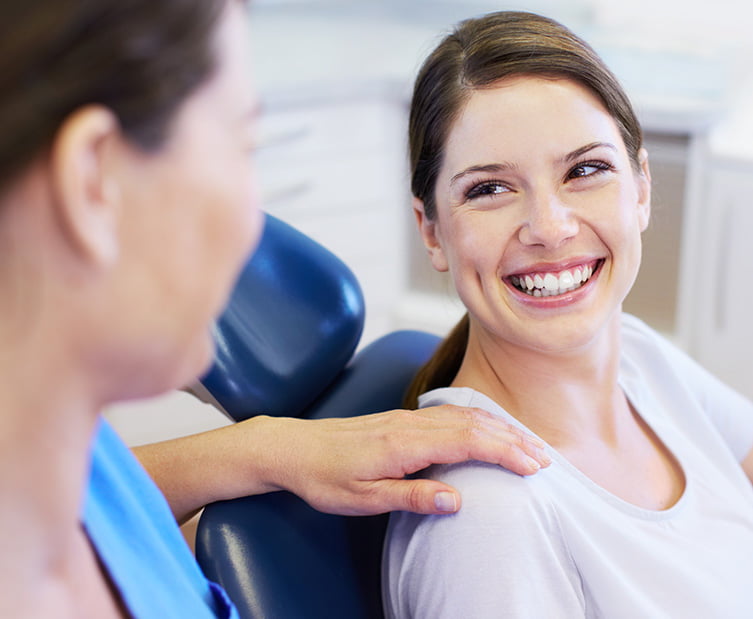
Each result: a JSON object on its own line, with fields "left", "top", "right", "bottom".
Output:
{"left": 49, "top": 105, "right": 122, "bottom": 268}
{"left": 635, "top": 148, "right": 651, "bottom": 232}
{"left": 413, "top": 197, "right": 448, "bottom": 272}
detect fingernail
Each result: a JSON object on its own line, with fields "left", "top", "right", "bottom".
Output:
{"left": 434, "top": 491, "right": 458, "bottom": 513}
{"left": 537, "top": 449, "right": 552, "bottom": 466}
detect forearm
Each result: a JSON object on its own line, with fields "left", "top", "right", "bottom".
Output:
{"left": 133, "top": 416, "right": 284, "bottom": 524}
{"left": 133, "top": 405, "right": 550, "bottom": 522}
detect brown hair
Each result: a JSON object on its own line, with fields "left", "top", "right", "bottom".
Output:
{"left": 0, "top": 0, "right": 228, "bottom": 189}
{"left": 404, "top": 11, "right": 644, "bottom": 408}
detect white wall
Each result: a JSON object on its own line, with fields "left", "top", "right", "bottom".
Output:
{"left": 104, "top": 391, "right": 231, "bottom": 447}
{"left": 593, "top": 0, "right": 753, "bottom": 48}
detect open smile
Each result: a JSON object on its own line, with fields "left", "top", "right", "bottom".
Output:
{"left": 508, "top": 259, "right": 604, "bottom": 297}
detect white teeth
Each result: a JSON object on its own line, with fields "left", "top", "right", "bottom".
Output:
{"left": 511, "top": 262, "right": 598, "bottom": 297}
{"left": 543, "top": 273, "right": 558, "bottom": 291}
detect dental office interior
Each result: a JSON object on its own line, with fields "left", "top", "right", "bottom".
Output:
{"left": 107, "top": 0, "right": 753, "bottom": 475}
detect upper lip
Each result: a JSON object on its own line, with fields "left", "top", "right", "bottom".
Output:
{"left": 505, "top": 257, "right": 602, "bottom": 279}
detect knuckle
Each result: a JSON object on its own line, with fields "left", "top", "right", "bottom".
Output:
{"left": 459, "top": 407, "right": 480, "bottom": 423}
{"left": 463, "top": 414, "right": 485, "bottom": 438}
{"left": 359, "top": 482, "right": 402, "bottom": 516}
{"left": 405, "top": 483, "right": 425, "bottom": 512}
{"left": 466, "top": 406, "right": 492, "bottom": 419}
{"left": 509, "top": 431, "right": 528, "bottom": 449}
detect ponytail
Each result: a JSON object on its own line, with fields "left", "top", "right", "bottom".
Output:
{"left": 403, "top": 313, "right": 470, "bottom": 408}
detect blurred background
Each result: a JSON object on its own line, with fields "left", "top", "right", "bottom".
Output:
{"left": 107, "top": 0, "right": 753, "bottom": 446}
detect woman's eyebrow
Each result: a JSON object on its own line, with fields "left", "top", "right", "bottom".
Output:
{"left": 448, "top": 142, "right": 617, "bottom": 187}
{"left": 562, "top": 141, "right": 617, "bottom": 163}
{"left": 450, "top": 162, "right": 518, "bottom": 186}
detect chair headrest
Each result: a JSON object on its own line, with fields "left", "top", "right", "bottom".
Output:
{"left": 200, "top": 214, "right": 364, "bottom": 421}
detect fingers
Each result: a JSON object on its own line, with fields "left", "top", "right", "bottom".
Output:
{"left": 368, "top": 479, "right": 462, "bottom": 515}
{"left": 274, "top": 405, "right": 552, "bottom": 518}
{"left": 398, "top": 405, "right": 552, "bottom": 476}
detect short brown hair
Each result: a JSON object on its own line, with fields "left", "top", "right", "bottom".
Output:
{"left": 0, "top": 0, "right": 228, "bottom": 189}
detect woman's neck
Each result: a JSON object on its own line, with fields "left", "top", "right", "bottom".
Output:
{"left": 0, "top": 341, "right": 104, "bottom": 613}
{"left": 453, "top": 314, "right": 688, "bottom": 512}
{"left": 452, "top": 314, "right": 625, "bottom": 448}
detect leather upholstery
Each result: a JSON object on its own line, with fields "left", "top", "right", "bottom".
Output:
{"left": 200, "top": 213, "right": 365, "bottom": 421}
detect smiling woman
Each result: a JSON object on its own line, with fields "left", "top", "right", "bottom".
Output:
{"left": 384, "top": 10, "right": 753, "bottom": 619}
{"left": 422, "top": 76, "right": 649, "bottom": 355}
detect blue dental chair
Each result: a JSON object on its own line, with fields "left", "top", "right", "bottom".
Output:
{"left": 195, "top": 213, "right": 440, "bottom": 619}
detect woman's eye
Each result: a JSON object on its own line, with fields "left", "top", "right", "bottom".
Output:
{"left": 466, "top": 181, "right": 510, "bottom": 200}
{"left": 568, "top": 160, "right": 612, "bottom": 180}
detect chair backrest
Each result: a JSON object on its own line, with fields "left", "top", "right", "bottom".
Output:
{"left": 200, "top": 213, "right": 365, "bottom": 420}
{"left": 195, "top": 213, "right": 440, "bottom": 619}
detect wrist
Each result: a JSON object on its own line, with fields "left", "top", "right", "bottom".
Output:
{"left": 217, "top": 414, "right": 307, "bottom": 501}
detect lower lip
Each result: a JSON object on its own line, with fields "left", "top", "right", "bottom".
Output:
{"left": 506, "top": 263, "right": 602, "bottom": 309}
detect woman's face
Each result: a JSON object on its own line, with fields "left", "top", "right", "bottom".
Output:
{"left": 114, "top": 1, "right": 263, "bottom": 392}
{"left": 417, "top": 76, "right": 650, "bottom": 355}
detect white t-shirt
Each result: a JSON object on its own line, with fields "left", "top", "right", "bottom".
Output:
{"left": 383, "top": 314, "right": 753, "bottom": 619}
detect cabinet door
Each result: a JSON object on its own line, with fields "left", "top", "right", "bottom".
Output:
{"left": 694, "top": 163, "right": 753, "bottom": 400}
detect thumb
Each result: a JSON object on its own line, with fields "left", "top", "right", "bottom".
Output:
{"left": 378, "top": 479, "right": 462, "bottom": 515}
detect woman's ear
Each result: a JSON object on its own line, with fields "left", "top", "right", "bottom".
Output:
{"left": 413, "top": 197, "right": 448, "bottom": 272}
{"left": 49, "top": 105, "right": 122, "bottom": 268}
{"left": 635, "top": 147, "right": 651, "bottom": 232}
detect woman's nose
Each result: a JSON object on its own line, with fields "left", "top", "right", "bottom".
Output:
{"left": 517, "top": 192, "right": 579, "bottom": 248}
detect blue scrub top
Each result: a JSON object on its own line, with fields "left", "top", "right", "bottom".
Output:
{"left": 83, "top": 419, "right": 238, "bottom": 618}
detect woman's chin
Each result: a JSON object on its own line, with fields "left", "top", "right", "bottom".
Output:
{"left": 156, "top": 331, "right": 216, "bottom": 396}
{"left": 186, "top": 331, "right": 217, "bottom": 382}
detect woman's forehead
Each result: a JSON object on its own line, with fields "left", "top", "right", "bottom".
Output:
{"left": 442, "top": 77, "right": 624, "bottom": 168}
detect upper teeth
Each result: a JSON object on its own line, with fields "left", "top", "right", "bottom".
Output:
{"left": 511, "top": 264, "right": 595, "bottom": 297}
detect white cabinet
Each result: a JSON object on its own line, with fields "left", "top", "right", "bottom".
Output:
{"left": 623, "top": 133, "right": 691, "bottom": 338}
{"left": 689, "top": 159, "right": 753, "bottom": 400}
